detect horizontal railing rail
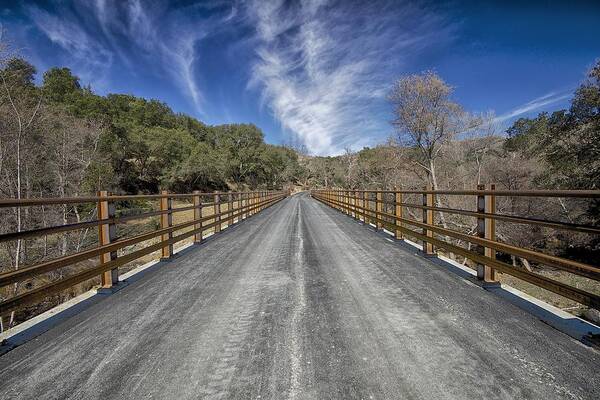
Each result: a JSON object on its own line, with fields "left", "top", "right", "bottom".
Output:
{"left": 0, "top": 190, "right": 288, "bottom": 318}
{"left": 310, "top": 188, "right": 600, "bottom": 310}
{"left": 344, "top": 189, "right": 600, "bottom": 197}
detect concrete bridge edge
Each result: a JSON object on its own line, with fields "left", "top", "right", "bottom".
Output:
{"left": 371, "top": 225, "right": 600, "bottom": 348}
{"left": 0, "top": 232, "right": 221, "bottom": 356}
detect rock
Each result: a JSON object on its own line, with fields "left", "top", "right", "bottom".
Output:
{"left": 583, "top": 308, "right": 600, "bottom": 325}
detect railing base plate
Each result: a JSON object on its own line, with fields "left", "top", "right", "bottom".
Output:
{"left": 96, "top": 281, "right": 129, "bottom": 295}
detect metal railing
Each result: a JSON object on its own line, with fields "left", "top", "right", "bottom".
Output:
{"left": 0, "top": 190, "right": 288, "bottom": 318}
{"left": 310, "top": 188, "right": 600, "bottom": 310}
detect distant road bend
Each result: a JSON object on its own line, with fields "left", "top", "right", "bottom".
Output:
{"left": 0, "top": 192, "right": 599, "bottom": 399}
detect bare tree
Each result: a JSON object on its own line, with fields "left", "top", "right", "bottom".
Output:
{"left": 388, "top": 71, "right": 480, "bottom": 227}
{"left": 388, "top": 71, "right": 480, "bottom": 190}
{"left": 341, "top": 147, "right": 359, "bottom": 188}
{"left": 46, "top": 113, "right": 104, "bottom": 256}
{"left": 0, "top": 34, "right": 44, "bottom": 329}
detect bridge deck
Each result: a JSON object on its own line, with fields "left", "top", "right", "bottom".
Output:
{"left": 0, "top": 193, "right": 598, "bottom": 399}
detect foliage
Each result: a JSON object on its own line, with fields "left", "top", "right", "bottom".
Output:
{"left": 3, "top": 59, "right": 303, "bottom": 196}
{"left": 505, "top": 60, "right": 600, "bottom": 190}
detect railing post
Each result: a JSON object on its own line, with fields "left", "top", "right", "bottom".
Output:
{"left": 363, "top": 192, "right": 369, "bottom": 224}
{"left": 359, "top": 191, "right": 364, "bottom": 222}
{"left": 376, "top": 191, "right": 383, "bottom": 230}
{"left": 333, "top": 189, "right": 340, "bottom": 211}
{"left": 371, "top": 192, "right": 376, "bottom": 225}
{"left": 422, "top": 187, "right": 434, "bottom": 255}
{"left": 486, "top": 184, "right": 498, "bottom": 282}
{"left": 347, "top": 190, "right": 352, "bottom": 215}
{"left": 247, "top": 192, "right": 252, "bottom": 217}
{"left": 477, "top": 184, "right": 499, "bottom": 284}
{"left": 98, "top": 190, "right": 118, "bottom": 288}
{"left": 240, "top": 192, "right": 245, "bottom": 220}
{"left": 214, "top": 191, "right": 221, "bottom": 233}
{"left": 160, "top": 190, "right": 173, "bottom": 259}
{"left": 345, "top": 190, "right": 350, "bottom": 215}
{"left": 334, "top": 189, "right": 338, "bottom": 210}
{"left": 329, "top": 189, "right": 335, "bottom": 210}
{"left": 257, "top": 191, "right": 261, "bottom": 213}
{"left": 395, "top": 190, "right": 403, "bottom": 240}
{"left": 370, "top": 192, "right": 375, "bottom": 225}
{"left": 476, "top": 184, "right": 485, "bottom": 279}
{"left": 361, "top": 192, "right": 366, "bottom": 223}
{"left": 237, "top": 192, "right": 242, "bottom": 222}
{"left": 332, "top": 189, "right": 335, "bottom": 209}
{"left": 228, "top": 191, "right": 233, "bottom": 227}
{"left": 193, "top": 190, "right": 202, "bottom": 244}
{"left": 345, "top": 190, "right": 349, "bottom": 214}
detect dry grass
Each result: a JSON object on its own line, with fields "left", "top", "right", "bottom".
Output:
{"left": 117, "top": 200, "right": 240, "bottom": 271}
{"left": 499, "top": 270, "right": 600, "bottom": 313}
{"left": 443, "top": 252, "right": 600, "bottom": 317}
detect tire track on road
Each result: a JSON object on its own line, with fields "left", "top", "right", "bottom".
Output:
{"left": 305, "top": 194, "right": 598, "bottom": 400}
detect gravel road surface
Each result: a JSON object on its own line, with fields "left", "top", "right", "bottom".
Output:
{"left": 1, "top": 192, "right": 598, "bottom": 400}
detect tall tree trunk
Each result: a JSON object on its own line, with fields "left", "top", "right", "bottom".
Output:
{"left": 429, "top": 159, "right": 448, "bottom": 229}
{"left": 9, "top": 126, "right": 22, "bottom": 328}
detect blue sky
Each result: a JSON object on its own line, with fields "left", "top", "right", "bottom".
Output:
{"left": 2, "top": 0, "right": 600, "bottom": 155}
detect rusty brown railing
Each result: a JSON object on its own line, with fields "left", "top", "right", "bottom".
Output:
{"left": 0, "top": 190, "right": 288, "bottom": 319}
{"left": 310, "top": 188, "right": 600, "bottom": 310}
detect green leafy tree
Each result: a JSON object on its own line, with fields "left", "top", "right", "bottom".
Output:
{"left": 505, "top": 60, "right": 600, "bottom": 190}
{"left": 42, "top": 67, "right": 81, "bottom": 103}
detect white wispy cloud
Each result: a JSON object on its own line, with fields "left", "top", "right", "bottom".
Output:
{"left": 27, "top": 4, "right": 114, "bottom": 90}
{"left": 246, "top": 0, "right": 455, "bottom": 155}
{"left": 25, "top": 0, "right": 233, "bottom": 115}
{"left": 494, "top": 90, "right": 572, "bottom": 123}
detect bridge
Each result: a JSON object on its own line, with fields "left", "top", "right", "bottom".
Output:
{"left": 0, "top": 191, "right": 599, "bottom": 399}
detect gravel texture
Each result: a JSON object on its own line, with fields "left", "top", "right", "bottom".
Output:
{"left": 0, "top": 192, "right": 598, "bottom": 400}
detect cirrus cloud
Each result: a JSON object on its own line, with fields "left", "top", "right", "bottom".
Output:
{"left": 246, "top": 0, "right": 456, "bottom": 155}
